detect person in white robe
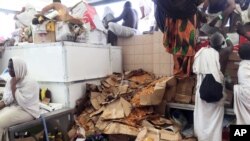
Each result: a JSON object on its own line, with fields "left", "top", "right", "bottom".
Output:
{"left": 193, "top": 32, "right": 233, "bottom": 141}
{"left": 0, "top": 57, "right": 40, "bottom": 141}
{"left": 234, "top": 42, "right": 250, "bottom": 124}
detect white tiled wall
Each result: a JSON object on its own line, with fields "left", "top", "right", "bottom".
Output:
{"left": 118, "top": 32, "right": 174, "bottom": 76}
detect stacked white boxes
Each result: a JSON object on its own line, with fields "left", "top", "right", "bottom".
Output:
{"left": 0, "top": 42, "right": 122, "bottom": 107}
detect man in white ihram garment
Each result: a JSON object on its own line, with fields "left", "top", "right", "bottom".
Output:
{"left": 234, "top": 42, "right": 250, "bottom": 124}
{"left": 0, "top": 58, "right": 40, "bottom": 141}
{"left": 193, "top": 31, "right": 233, "bottom": 141}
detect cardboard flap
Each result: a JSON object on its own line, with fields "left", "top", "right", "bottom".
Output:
{"left": 101, "top": 99, "right": 124, "bottom": 120}
{"left": 90, "top": 92, "right": 105, "bottom": 110}
{"left": 120, "top": 97, "right": 132, "bottom": 117}
{"left": 160, "top": 129, "right": 182, "bottom": 141}
{"left": 95, "top": 118, "right": 111, "bottom": 131}
{"left": 100, "top": 98, "right": 131, "bottom": 120}
{"left": 135, "top": 127, "right": 147, "bottom": 141}
{"left": 103, "top": 123, "right": 139, "bottom": 136}
{"left": 89, "top": 107, "right": 104, "bottom": 117}
{"left": 140, "top": 80, "right": 167, "bottom": 106}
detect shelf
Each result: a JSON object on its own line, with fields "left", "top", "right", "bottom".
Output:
{"left": 167, "top": 102, "right": 235, "bottom": 115}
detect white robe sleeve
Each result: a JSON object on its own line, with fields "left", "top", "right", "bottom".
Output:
{"left": 2, "top": 81, "right": 14, "bottom": 105}
{"left": 15, "top": 79, "right": 40, "bottom": 118}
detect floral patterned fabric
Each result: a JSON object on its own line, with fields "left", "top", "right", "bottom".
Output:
{"left": 163, "top": 15, "right": 196, "bottom": 78}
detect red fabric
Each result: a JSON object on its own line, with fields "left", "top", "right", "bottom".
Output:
{"left": 82, "top": 2, "right": 97, "bottom": 30}
{"left": 195, "top": 39, "right": 209, "bottom": 52}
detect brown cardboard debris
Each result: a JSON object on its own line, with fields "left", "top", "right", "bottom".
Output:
{"left": 89, "top": 107, "right": 104, "bottom": 117}
{"left": 149, "top": 117, "right": 173, "bottom": 126}
{"left": 129, "top": 73, "right": 155, "bottom": 85}
{"left": 105, "top": 77, "right": 118, "bottom": 86}
{"left": 176, "top": 77, "right": 195, "bottom": 96}
{"left": 100, "top": 98, "right": 132, "bottom": 120}
{"left": 135, "top": 127, "right": 148, "bottom": 141}
{"left": 77, "top": 114, "right": 95, "bottom": 135}
{"left": 90, "top": 92, "right": 105, "bottom": 110}
{"left": 103, "top": 122, "right": 139, "bottom": 136}
{"left": 122, "top": 108, "right": 153, "bottom": 127}
{"left": 118, "top": 85, "right": 129, "bottom": 95}
{"left": 95, "top": 118, "right": 111, "bottom": 131}
{"left": 140, "top": 80, "right": 167, "bottom": 105}
{"left": 129, "top": 81, "right": 140, "bottom": 89}
{"left": 72, "top": 69, "right": 184, "bottom": 140}
{"left": 141, "top": 120, "right": 154, "bottom": 128}
{"left": 131, "top": 77, "right": 174, "bottom": 106}
{"left": 135, "top": 127, "right": 160, "bottom": 141}
{"left": 174, "top": 94, "right": 192, "bottom": 104}
{"left": 160, "top": 129, "right": 182, "bottom": 141}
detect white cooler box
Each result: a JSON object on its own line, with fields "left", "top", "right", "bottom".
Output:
{"left": 0, "top": 42, "right": 122, "bottom": 82}
{"left": 38, "top": 79, "right": 101, "bottom": 108}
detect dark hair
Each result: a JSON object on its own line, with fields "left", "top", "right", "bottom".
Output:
{"left": 209, "top": 32, "right": 224, "bottom": 51}
{"left": 239, "top": 42, "right": 250, "bottom": 60}
{"left": 53, "top": 0, "right": 61, "bottom": 3}
{"left": 124, "top": 1, "right": 132, "bottom": 8}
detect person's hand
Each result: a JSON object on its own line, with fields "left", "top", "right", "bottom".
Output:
{"left": 236, "top": 22, "right": 246, "bottom": 36}
{"left": 209, "top": 16, "right": 220, "bottom": 27}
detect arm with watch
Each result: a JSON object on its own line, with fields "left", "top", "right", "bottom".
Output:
{"left": 209, "top": 0, "right": 236, "bottom": 27}
{"left": 219, "top": 30, "right": 234, "bottom": 75}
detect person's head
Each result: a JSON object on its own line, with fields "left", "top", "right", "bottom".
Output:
{"left": 239, "top": 42, "right": 250, "bottom": 60}
{"left": 124, "top": 1, "right": 132, "bottom": 8}
{"left": 8, "top": 58, "right": 27, "bottom": 79}
{"left": 53, "top": 0, "right": 61, "bottom": 3}
{"left": 209, "top": 32, "right": 225, "bottom": 51}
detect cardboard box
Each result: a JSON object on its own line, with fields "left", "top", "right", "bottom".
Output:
{"left": 33, "top": 32, "right": 55, "bottom": 43}
{"left": 174, "top": 94, "right": 192, "bottom": 104}
{"left": 176, "top": 77, "right": 195, "bottom": 96}
{"left": 55, "top": 21, "right": 75, "bottom": 42}
{"left": 76, "top": 29, "right": 107, "bottom": 45}
{"left": 32, "top": 21, "right": 56, "bottom": 43}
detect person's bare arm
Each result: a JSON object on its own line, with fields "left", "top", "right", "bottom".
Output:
{"left": 219, "top": 30, "right": 234, "bottom": 74}
{"left": 41, "top": 3, "right": 55, "bottom": 15}
{"left": 237, "top": 22, "right": 250, "bottom": 41}
{"left": 209, "top": 0, "right": 236, "bottom": 27}
{"left": 140, "top": 6, "right": 145, "bottom": 19}
{"left": 109, "top": 8, "right": 127, "bottom": 23}
{"left": 221, "top": 0, "right": 236, "bottom": 27}
{"left": 202, "top": 0, "right": 209, "bottom": 12}
{"left": 10, "top": 78, "right": 18, "bottom": 100}
{"left": 0, "top": 101, "right": 5, "bottom": 110}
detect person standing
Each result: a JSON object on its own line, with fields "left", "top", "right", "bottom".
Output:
{"left": 156, "top": 0, "right": 200, "bottom": 78}
{"left": 233, "top": 43, "right": 250, "bottom": 124}
{"left": 193, "top": 31, "right": 233, "bottom": 141}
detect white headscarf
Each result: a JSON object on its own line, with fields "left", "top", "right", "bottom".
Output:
{"left": 103, "top": 6, "right": 114, "bottom": 18}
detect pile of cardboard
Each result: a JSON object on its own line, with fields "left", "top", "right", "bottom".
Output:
{"left": 70, "top": 69, "right": 197, "bottom": 141}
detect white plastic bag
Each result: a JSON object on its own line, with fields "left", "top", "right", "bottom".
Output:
{"left": 108, "top": 22, "right": 136, "bottom": 37}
